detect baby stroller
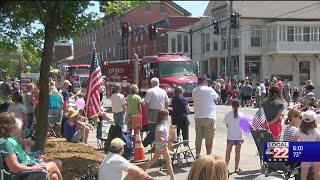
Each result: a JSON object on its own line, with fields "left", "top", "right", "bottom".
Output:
{"left": 251, "top": 129, "right": 301, "bottom": 179}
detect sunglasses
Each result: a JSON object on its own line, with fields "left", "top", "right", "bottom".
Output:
{"left": 293, "top": 115, "right": 302, "bottom": 118}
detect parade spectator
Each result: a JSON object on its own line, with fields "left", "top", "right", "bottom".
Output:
{"left": 60, "top": 80, "right": 72, "bottom": 111}
{"left": 111, "top": 83, "right": 126, "bottom": 130}
{"left": 240, "top": 81, "right": 253, "bottom": 107}
{"left": 294, "top": 110, "right": 320, "bottom": 180}
{"left": 223, "top": 99, "right": 244, "bottom": 173}
{"left": 99, "top": 79, "right": 106, "bottom": 102}
{"left": 283, "top": 79, "right": 291, "bottom": 107}
{"left": 276, "top": 77, "right": 284, "bottom": 92}
{"left": 283, "top": 109, "right": 302, "bottom": 179}
{"left": 64, "top": 107, "right": 91, "bottom": 145}
{"left": 192, "top": 75, "right": 219, "bottom": 159}
{"left": 0, "top": 76, "right": 13, "bottom": 113}
{"left": 262, "top": 86, "right": 284, "bottom": 141}
{"left": 293, "top": 86, "right": 300, "bottom": 105}
{"left": 143, "top": 109, "right": 175, "bottom": 180}
{"left": 255, "top": 82, "right": 262, "bottom": 108}
{"left": 171, "top": 86, "right": 191, "bottom": 143}
{"left": 24, "top": 83, "right": 37, "bottom": 129}
{"left": 0, "top": 112, "right": 62, "bottom": 180}
{"left": 264, "top": 77, "right": 271, "bottom": 97}
{"left": 126, "top": 84, "right": 142, "bottom": 135}
{"left": 8, "top": 92, "right": 28, "bottom": 137}
{"left": 187, "top": 155, "right": 228, "bottom": 180}
{"left": 220, "top": 80, "right": 227, "bottom": 104}
{"left": 260, "top": 80, "right": 266, "bottom": 100}
{"left": 144, "top": 77, "right": 169, "bottom": 128}
{"left": 99, "top": 138, "right": 150, "bottom": 180}
{"left": 48, "top": 86, "right": 64, "bottom": 135}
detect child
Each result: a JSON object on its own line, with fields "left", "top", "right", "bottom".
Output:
{"left": 294, "top": 110, "right": 320, "bottom": 180}
{"left": 8, "top": 92, "right": 28, "bottom": 138}
{"left": 283, "top": 109, "right": 302, "bottom": 180}
{"left": 293, "top": 86, "right": 300, "bottom": 105}
{"left": 223, "top": 99, "right": 244, "bottom": 173}
{"left": 143, "top": 109, "right": 176, "bottom": 180}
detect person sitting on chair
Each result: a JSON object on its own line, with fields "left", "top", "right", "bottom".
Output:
{"left": 63, "top": 107, "right": 92, "bottom": 145}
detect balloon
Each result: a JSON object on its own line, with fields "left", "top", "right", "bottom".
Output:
{"left": 239, "top": 115, "right": 254, "bottom": 133}
{"left": 283, "top": 102, "right": 288, "bottom": 109}
{"left": 76, "top": 98, "right": 85, "bottom": 110}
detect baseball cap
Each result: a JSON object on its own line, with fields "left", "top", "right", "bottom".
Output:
{"left": 110, "top": 138, "right": 126, "bottom": 150}
{"left": 113, "top": 83, "right": 121, "bottom": 91}
{"left": 198, "top": 75, "right": 210, "bottom": 83}
{"left": 302, "top": 110, "right": 317, "bottom": 122}
{"left": 64, "top": 80, "right": 72, "bottom": 86}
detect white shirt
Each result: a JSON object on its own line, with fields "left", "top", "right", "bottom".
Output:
{"left": 111, "top": 93, "right": 126, "bottom": 113}
{"left": 260, "top": 83, "right": 266, "bottom": 94}
{"left": 99, "top": 152, "right": 133, "bottom": 180}
{"left": 297, "top": 129, "right": 320, "bottom": 141}
{"left": 8, "top": 103, "right": 27, "bottom": 121}
{"left": 223, "top": 111, "right": 244, "bottom": 140}
{"left": 192, "top": 85, "right": 219, "bottom": 119}
{"left": 144, "top": 86, "right": 169, "bottom": 110}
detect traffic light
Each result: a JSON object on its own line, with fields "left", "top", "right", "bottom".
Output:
{"left": 213, "top": 20, "right": 220, "bottom": 35}
{"left": 122, "top": 22, "right": 129, "bottom": 39}
{"left": 148, "top": 24, "right": 157, "bottom": 40}
{"left": 230, "top": 13, "right": 238, "bottom": 29}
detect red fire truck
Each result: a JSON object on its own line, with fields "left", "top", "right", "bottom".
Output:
{"left": 103, "top": 53, "right": 199, "bottom": 102}
{"left": 66, "top": 64, "right": 91, "bottom": 93}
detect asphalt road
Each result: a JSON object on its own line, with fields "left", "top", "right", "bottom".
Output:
{"left": 88, "top": 99, "right": 311, "bottom": 180}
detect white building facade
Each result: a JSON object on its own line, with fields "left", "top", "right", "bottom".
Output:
{"left": 190, "top": 1, "right": 320, "bottom": 95}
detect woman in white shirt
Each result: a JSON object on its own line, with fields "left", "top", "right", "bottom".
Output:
{"left": 223, "top": 99, "right": 244, "bottom": 174}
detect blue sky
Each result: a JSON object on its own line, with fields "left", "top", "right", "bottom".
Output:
{"left": 88, "top": 1, "right": 209, "bottom": 17}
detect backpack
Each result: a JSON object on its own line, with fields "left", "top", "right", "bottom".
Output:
{"left": 104, "top": 125, "right": 133, "bottom": 160}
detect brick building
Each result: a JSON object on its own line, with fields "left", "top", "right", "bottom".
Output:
{"left": 53, "top": 42, "right": 73, "bottom": 67}
{"left": 73, "top": 1, "right": 192, "bottom": 64}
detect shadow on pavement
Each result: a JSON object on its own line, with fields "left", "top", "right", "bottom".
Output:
{"left": 233, "top": 169, "right": 261, "bottom": 179}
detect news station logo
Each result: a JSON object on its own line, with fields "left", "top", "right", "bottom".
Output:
{"left": 265, "top": 142, "right": 289, "bottom": 162}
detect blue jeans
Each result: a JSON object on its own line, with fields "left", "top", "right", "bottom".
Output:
{"left": 113, "top": 111, "right": 125, "bottom": 130}
{"left": 27, "top": 112, "right": 35, "bottom": 129}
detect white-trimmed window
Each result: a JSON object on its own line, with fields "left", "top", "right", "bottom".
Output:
{"left": 221, "top": 30, "right": 227, "bottom": 50}
{"left": 213, "top": 9, "right": 227, "bottom": 20}
{"left": 171, "top": 38, "right": 176, "bottom": 53}
{"left": 177, "top": 34, "right": 182, "bottom": 52}
{"left": 303, "top": 27, "right": 310, "bottom": 42}
{"left": 160, "top": 4, "right": 165, "bottom": 13}
{"left": 279, "top": 26, "right": 286, "bottom": 41}
{"left": 272, "top": 27, "right": 277, "bottom": 42}
{"left": 201, "top": 33, "right": 205, "bottom": 54}
{"left": 311, "top": 27, "right": 318, "bottom": 41}
{"left": 205, "top": 33, "right": 210, "bottom": 52}
{"left": 144, "top": 4, "right": 151, "bottom": 13}
{"left": 250, "top": 25, "right": 261, "bottom": 47}
{"left": 183, "top": 34, "right": 188, "bottom": 53}
{"left": 213, "top": 41, "right": 218, "bottom": 51}
{"left": 287, "top": 26, "right": 294, "bottom": 42}
{"left": 295, "top": 27, "right": 302, "bottom": 41}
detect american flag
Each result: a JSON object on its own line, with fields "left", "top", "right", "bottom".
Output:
{"left": 251, "top": 107, "right": 267, "bottom": 130}
{"left": 85, "top": 48, "right": 103, "bottom": 118}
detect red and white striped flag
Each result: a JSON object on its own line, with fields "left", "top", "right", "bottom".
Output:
{"left": 251, "top": 107, "right": 267, "bottom": 130}
{"left": 85, "top": 48, "right": 103, "bottom": 118}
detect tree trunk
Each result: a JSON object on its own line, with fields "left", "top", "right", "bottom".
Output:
{"left": 35, "top": 26, "right": 57, "bottom": 152}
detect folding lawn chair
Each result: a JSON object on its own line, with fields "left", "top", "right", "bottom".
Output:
{"left": 251, "top": 129, "right": 300, "bottom": 179}
{"left": 47, "top": 115, "right": 62, "bottom": 137}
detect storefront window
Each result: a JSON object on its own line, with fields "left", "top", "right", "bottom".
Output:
{"left": 245, "top": 56, "right": 261, "bottom": 84}
{"left": 299, "top": 61, "right": 310, "bottom": 86}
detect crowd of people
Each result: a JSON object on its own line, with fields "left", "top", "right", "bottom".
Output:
{"left": 1, "top": 72, "right": 319, "bottom": 179}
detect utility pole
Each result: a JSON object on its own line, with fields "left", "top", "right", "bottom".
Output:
{"left": 227, "top": 0, "right": 233, "bottom": 81}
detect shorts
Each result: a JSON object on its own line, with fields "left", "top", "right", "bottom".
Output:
{"left": 301, "top": 162, "right": 320, "bottom": 168}
{"left": 268, "top": 121, "right": 282, "bottom": 138}
{"left": 227, "top": 139, "right": 244, "bottom": 145}
{"left": 242, "top": 96, "right": 251, "bottom": 101}
{"left": 154, "top": 143, "right": 166, "bottom": 151}
{"left": 148, "top": 109, "right": 160, "bottom": 124}
{"left": 195, "top": 118, "right": 216, "bottom": 141}
{"left": 70, "top": 129, "right": 84, "bottom": 142}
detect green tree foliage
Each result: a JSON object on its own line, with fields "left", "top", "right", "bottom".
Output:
{"left": 0, "top": 1, "right": 147, "bottom": 151}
